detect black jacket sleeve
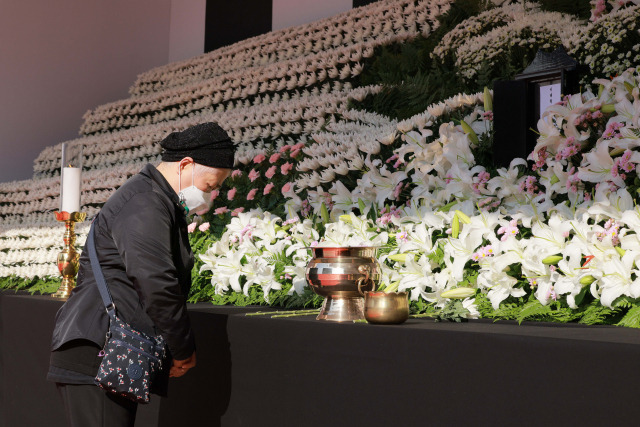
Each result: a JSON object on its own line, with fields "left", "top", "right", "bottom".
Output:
{"left": 110, "top": 191, "right": 196, "bottom": 360}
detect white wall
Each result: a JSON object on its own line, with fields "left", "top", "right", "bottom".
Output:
{"left": 169, "top": 0, "right": 206, "bottom": 63}
{"left": 272, "top": 0, "right": 352, "bottom": 31}
{"left": 0, "top": 0, "right": 172, "bottom": 182}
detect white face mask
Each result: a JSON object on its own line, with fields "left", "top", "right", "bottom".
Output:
{"left": 178, "top": 165, "right": 207, "bottom": 215}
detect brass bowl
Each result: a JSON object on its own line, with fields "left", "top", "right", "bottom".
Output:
{"left": 305, "top": 246, "right": 380, "bottom": 322}
{"left": 363, "top": 291, "right": 409, "bottom": 324}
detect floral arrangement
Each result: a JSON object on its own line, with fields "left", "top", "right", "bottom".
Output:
{"left": 129, "top": 0, "right": 452, "bottom": 97}
{"left": 79, "top": 0, "right": 452, "bottom": 136}
{"left": 33, "top": 84, "right": 380, "bottom": 177}
{"left": 589, "top": 0, "right": 640, "bottom": 22}
{"left": 433, "top": 2, "right": 583, "bottom": 82}
{"left": 193, "top": 66, "right": 640, "bottom": 326}
{"left": 570, "top": 4, "right": 640, "bottom": 88}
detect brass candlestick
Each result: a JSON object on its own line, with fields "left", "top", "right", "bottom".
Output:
{"left": 53, "top": 211, "right": 87, "bottom": 299}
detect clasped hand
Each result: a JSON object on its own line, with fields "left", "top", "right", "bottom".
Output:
{"left": 169, "top": 351, "right": 196, "bottom": 378}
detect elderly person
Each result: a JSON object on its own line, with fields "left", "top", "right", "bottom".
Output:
{"left": 47, "top": 122, "right": 234, "bottom": 426}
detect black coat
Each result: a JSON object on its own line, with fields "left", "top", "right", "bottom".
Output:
{"left": 50, "top": 164, "right": 196, "bottom": 363}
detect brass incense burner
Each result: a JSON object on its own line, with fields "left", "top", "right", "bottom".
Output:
{"left": 305, "top": 246, "right": 380, "bottom": 322}
{"left": 363, "top": 291, "right": 409, "bottom": 324}
{"left": 53, "top": 211, "right": 87, "bottom": 299}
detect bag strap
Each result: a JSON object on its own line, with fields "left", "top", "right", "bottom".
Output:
{"left": 86, "top": 220, "right": 117, "bottom": 320}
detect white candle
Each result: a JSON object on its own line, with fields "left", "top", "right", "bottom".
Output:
{"left": 61, "top": 167, "right": 81, "bottom": 213}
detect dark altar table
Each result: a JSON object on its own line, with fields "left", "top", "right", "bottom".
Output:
{"left": 1, "top": 290, "right": 640, "bottom": 427}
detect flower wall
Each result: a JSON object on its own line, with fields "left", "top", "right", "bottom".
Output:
{"left": 0, "top": 0, "right": 452, "bottom": 281}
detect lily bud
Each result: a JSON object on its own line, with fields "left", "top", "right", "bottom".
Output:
{"left": 579, "top": 275, "right": 595, "bottom": 286}
{"left": 384, "top": 281, "right": 400, "bottom": 292}
{"left": 441, "top": 287, "right": 476, "bottom": 299}
{"left": 615, "top": 246, "right": 626, "bottom": 257}
{"left": 451, "top": 214, "right": 460, "bottom": 238}
{"left": 339, "top": 214, "right": 352, "bottom": 224}
{"left": 320, "top": 202, "right": 329, "bottom": 224}
{"left": 542, "top": 255, "right": 563, "bottom": 265}
{"left": 460, "top": 120, "right": 479, "bottom": 145}
{"left": 388, "top": 253, "right": 408, "bottom": 263}
{"left": 483, "top": 86, "right": 492, "bottom": 112}
{"left": 601, "top": 104, "right": 616, "bottom": 114}
{"left": 455, "top": 210, "right": 471, "bottom": 224}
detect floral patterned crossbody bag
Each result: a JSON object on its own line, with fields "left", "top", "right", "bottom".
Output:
{"left": 86, "top": 222, "right": 168, "bottom": 403}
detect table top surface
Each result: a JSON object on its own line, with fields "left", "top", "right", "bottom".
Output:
{"left": 4, "top": 291, "right": 639, "bottom": 345}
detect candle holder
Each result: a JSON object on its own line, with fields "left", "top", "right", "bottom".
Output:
{"left": 53, "top": 211, "right": 87, "bottom": 299}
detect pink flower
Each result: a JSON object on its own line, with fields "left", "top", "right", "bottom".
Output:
{"left": 198, "top": 222, "right": 210, "bottom": 232}
{"left": 393, "top": 182, "right": 403, "bottom": 199}
{"left": 396, "top": 231, "right": 409, "bottom": 243}
{"left": 227, "top": 187, "right": 237, "bottom": 201}
{"left": 195, "top": 207, "right": 209, "bottom": 216}
{"left": 231, "top": 169, "right": 242, "bottom": 178}
{"left": 279, "top": 145, "right": 292, "bottom": 154}
{"left": 265, "top": 166, "right": 277, "bottom": 179}
{"left": 231, "top": 207, "right": 245, "bottom": 217}
{"left": 187, "top": 222, "right": 197, "bottom": 233}
{"left": 249, "top": 169, "right": 260, "bottom": 182}
{"left": 280, "top": 162, "right": 293, "bottom": 175}
{"left": 497, "top": 219, "right": 519, "bottom": 241}
{"left": 472, "top": 171, "right": 490, "bottom": 194}
{"left": 269, "top": 153, "right": 281, "bottom": 164}
{"left": 289, "top": 149, "right": 301, "bottom": 158}
{"left": 471, "top": 245, "right": 494, "bottom": 261}
{"left": 247, "top": 188, "right": 258, "bottom": 200}
{"left": 210, "top": 190, "right": 219, "bottom": 201}
{"left": 214, "top": 207, "right": 229, "bottom": 215}
{"left": 281, "top": 182, "right": 292, "bottom": 195}
{"left": 292, "top": 142, "right": 305, "bottom": 151}
{"left": 253, "top": 154, "right": 266, "bottom": 164}
{"left": 264, "top": 183, "right": 275, "bottom": 195}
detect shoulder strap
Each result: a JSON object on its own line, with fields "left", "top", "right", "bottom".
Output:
{"left": 86, "top": 220, "right": 117, "bottom": 319}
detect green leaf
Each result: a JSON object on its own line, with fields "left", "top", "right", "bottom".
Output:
{"left": 616, "top": 305, "right": 640, "bottom": 328}
{"left": 358, "top": 198, "right": 367, "bottom": 214}
{"left": 516, "top": 300, "right": 552, "bottom": 324}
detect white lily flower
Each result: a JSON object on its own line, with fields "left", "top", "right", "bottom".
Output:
{"left": 598, "top": 252, "right": 640, "bottom": 307}
{"left": 442, "top": 230, "right": 484, "bottom": 282}
{"left": 477, "top": 263, "right": 524, "bottom": 310}
{"left": 486, "top": 158, "right": 527, "bottom": 203}
{"left": 396, "top": 253, "right": 433, "bottom": 296}
{"left": 577, "top": 140, "right": 623, "bottom": 186}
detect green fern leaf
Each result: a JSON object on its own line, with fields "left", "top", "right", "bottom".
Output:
{"left": 616, "top": 305, "right": 640, "bottom": 328}
{"left": 516, "top": 300, "right": 552, "bottom": 324}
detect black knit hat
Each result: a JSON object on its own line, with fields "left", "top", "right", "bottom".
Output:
{"left": 160, "top": 122, "right": 235, "bottom": 168}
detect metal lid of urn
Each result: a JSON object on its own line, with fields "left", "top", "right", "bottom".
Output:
{"left": 305, "top": 246, "right": 381, "bottom": 322}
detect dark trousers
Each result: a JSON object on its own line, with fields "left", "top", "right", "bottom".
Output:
{"left": 56, "top": 383, "right": 138, "bottom": 427}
